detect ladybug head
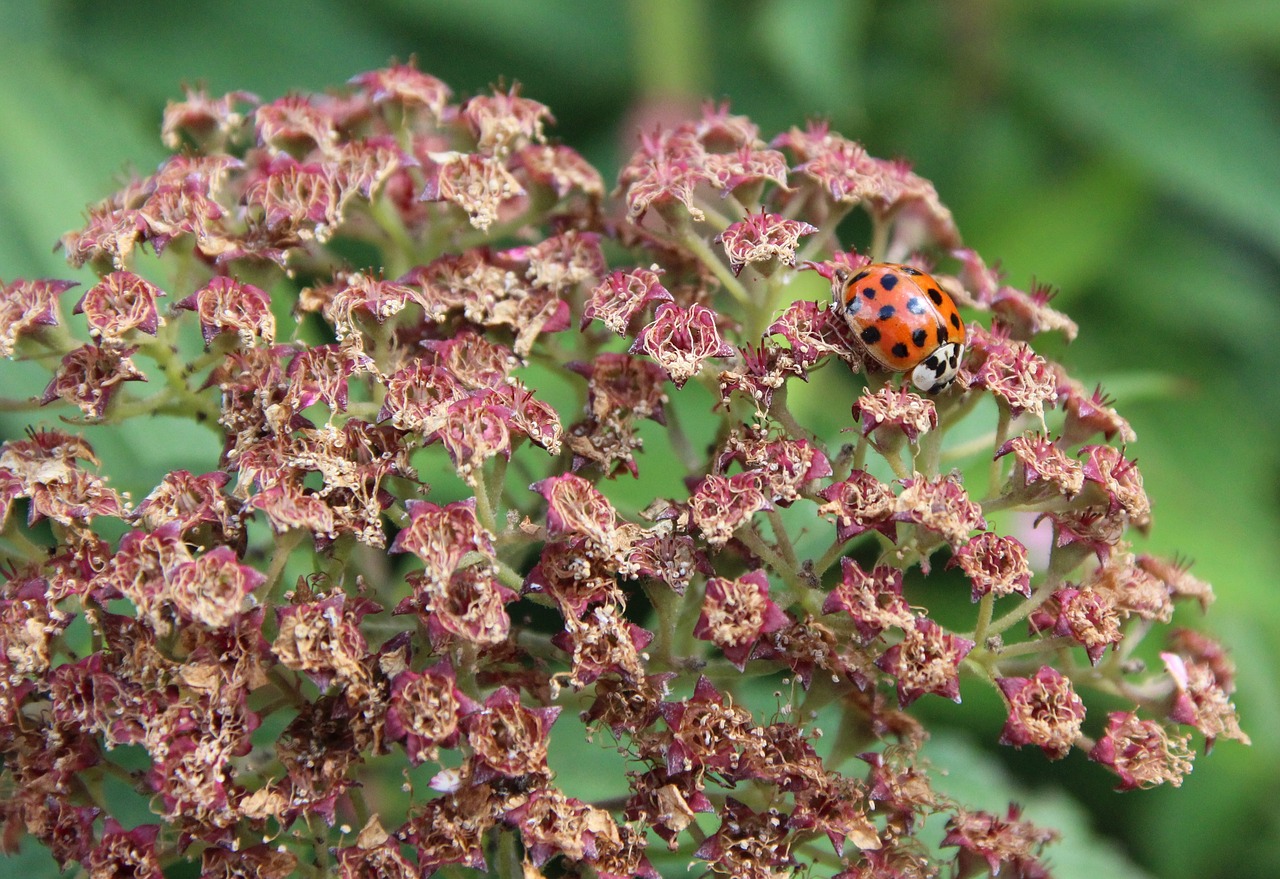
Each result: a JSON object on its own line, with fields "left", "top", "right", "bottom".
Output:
{"left": 911, "top": 342, "right": 964, "bottom": 394}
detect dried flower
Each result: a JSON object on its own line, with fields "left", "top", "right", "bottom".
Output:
{"left": 996, "top": 667, "right": 1086, "bottom": 759}
{"left": 631, "top": 302, "right": 735, "bottom": 388}
{"left": 1088, "top": 711, "right": 1195, "bottom": 790}
{"left": 693, "top": 569, "right": 789, "bottom": 668}
{"left": 716, "top": 210, "right": 818, "bottom": 276}
{"left": 876, "top": 618, "right": 974, "bottom": 706}
{"left": 0, "top": 64, "right": 1244, "bottom": 879}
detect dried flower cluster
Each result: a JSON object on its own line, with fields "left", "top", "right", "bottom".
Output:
{"left": 0, "top": 64, "right": 1245, "bottom": 878}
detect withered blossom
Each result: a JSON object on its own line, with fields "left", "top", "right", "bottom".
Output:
{"left": 965, "top": 326, "right": 1058, "bottom": 420}
{"left": 823, "top": 559, "right": 914, "bottom": 644}
{"left": 1079, "top": 443, "right": 1151, "bottom": 529}
{"left": 1161, "top": 651, "right": 1250, "bottom": 747}
{"left": 949, "top": 532, "right": 1033, "bottom": 600}
{"left": 996, "top": 666, "right": 1086, "bottom": 759}
{"left": 716, "top": 210, "right": 818, "bottom": 276}
{"left": 617, "top": 127, "right": 710, "bottom": 222}
{"left": 631, "top": 301, "right": 735, "bottom": 388}
{"left": 818, "top": 469, "right": 898, "bottom": 542}
{"left": 693, "top": 569, "right": 789, "bottom": 669}
{"left": 849, "top": 386, "right": 937, "bottom": 444}
{"left": 1140, "top": 556, "right": 1215, "bottom": 611}
{"left": 1089, "top": 711, "right": 1195, "bottom": 790}
{"left": 996, "top": 432, "right": 1085, "bottom": 499}
{"left": 582, "top": 266, "right": 674, "bottom": 335}
{"left": 167, "top": 546, "right": 264, "bottom": 629}
{"left": 174, "top": 275, "right": 276, "bottom": 346}
{"left": 272, "top": 591, "right": 380, "bottom": 691}
{"left": 693, "top": 798, "right": 795, "bottom": 879}
{"left": 551, "top": 604, "right": 653, "bottom": 687}
{"left": 460, "top": 84, "right": 553, "bottom": 155}
{"left": 893, "top": 471, "right": 986, "bottom": 548}
{"left": 766, "top": 297, "right": 858, "bottom": 371}
{"left": 0, "top": 63, "right": 1245, "bottom": 879}
{"left": 41, "top": 344, "right": 147, "bottom": 418}
{"left": 875, "top": 617, "right": 974, "bottom": 706}
{"left": 463, "top": 686, "right": 561, "bottom": 781}
{"left": 73, "top": 271, "right": 165, "bottom": 341}
{"left": 1030, "top": 586, "right": 1123, "bottom": 665}
{"left": 420, "top": 151, "right": 525, "bottom": 232}
{"left": 941, "top": 805, "right": 1057, "bottom": 879}
{"left": 386, "top": 661, "right": 473, "bottom": 764}
{"left": 687, "top": 470, "right": 772, "bottom": 548}
{"left": 1053, "top": 368, "right": 1136, "bottom": 444}
{"left": 513, "top": 142, "right": 606, "bottom": 199}
{"left": 161, "top": 86, "right": 257, "bottom": 150}
{"left": 0, "top": 278, "right": 75, "bottom": 357}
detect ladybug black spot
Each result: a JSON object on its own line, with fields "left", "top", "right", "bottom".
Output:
{"left": 878, "top": 304, "right": 896, "bottom": 320}
{"left": 936, "top": 326, "right": 947, "bottom": 346}
{"left": 906, "top": 297, "right": 926, "bottom": 315}
{"left": 860, "top": 326, "right": 881, "bottom": 345}
{"left": 927, "top": 287, "right": 945, "bottom": 306}
{"left": 891, "top": 342, "right": 909, "bottom": 358}
{"left": 851, "top": 269, "right": 870, "bottom": 283}
{"left": 950, "top": 312, "right": 961, "bottom": 329}
{"left": 860, "top": 285, "right": 876, "bottom": 300}
{"left": 911, "top": 328, "right": 928, "bottom": 347}
{"left": 881, "top": 274, "right": 899, "bottom": 291}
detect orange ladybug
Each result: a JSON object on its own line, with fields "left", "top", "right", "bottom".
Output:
{"left": 832, "top": 262, "right": 966, "bottom": 393}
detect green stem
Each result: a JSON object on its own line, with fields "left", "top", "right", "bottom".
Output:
{"left": 737, "top": 524, "right": 817, "bottom": 615}
{"left": 795, "top": 202, "right": 853, "bottom": 264}
{"left": 970, "top": 591, "right": 996, "bottom": 647}
{"left": 0, "top": 396, "right": 43, "bottom": 412}
{"left": 939, "top": 429, "right": 999, "bottom": 464}
{"left": 262, "top": 528, "right": 307, "bottom": 603}
{"left": 986, "top": 545, "right": 1073, "bottom": 637}
{"left": 766, "top": 509, "right": 799, "bottom": 569}
{"left": 868, "top": 211, "right": 891, "bottom": 261}
{"left": 469, "top": 467, "right": 498, "bottom": 535}
{"left": 680, "top": 227, "right": 753, "bottom": 308}
{"left": 851, "top": 433, "right": 869, "bottom": 472}
{"left": 663, "top": 402, "right": 703, "bottom": 473}
{"left": 0, "top": 521, "right": 50, "bottom": 563}
{"left": 813, "top": 537, "right": 849, "bottom": 579}
{"left": 988, "top": 404, "right": 1013, "bottom": 493}
{"left": 992, "top": 635, "right": 1077, "bottom": 659}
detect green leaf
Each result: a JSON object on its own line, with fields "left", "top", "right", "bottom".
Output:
{"left": 1007, "top": 18, "right": 1280, "bottom": 256}
{"left": 0, "top": 45, "right": 164, "bottom": 279}
{"left": 924, "top": 732, "right": 1155, "bottom": 879}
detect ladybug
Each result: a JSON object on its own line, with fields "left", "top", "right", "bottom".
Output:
{"left": 831, "top": 262, "right": 966, "bottom": 393}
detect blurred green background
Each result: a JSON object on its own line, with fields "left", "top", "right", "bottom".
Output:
{"left": 1, "top": 1, "right": 1277, "bottom": 877}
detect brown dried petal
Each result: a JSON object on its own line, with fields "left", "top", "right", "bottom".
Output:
{"left": 716, "top": 210, "right": 817, "bottom": 276}
{"left": 996, "top": 667, "right": 1085, "bottom": 759}
{"left": 688, "top": 471, "right": 771, "bottom": 548}
{"left": 73, "top": 271, "right": 164, "bottom": 341}
{"left": 893, "top": 472, "right": 986, "bottom": 547}
{"left": 0, "top": 278, "right": 75, "bottom": 357}
{"left": 631, "top": 302, "right": 734, "bottom": 389}
{"left": 1088, "top": 711, "right": 1195, "bottom": 790}
{"left": 949, "top": 532, "right": 1032, "bottom": 600}
{"left": 41, "top": 344, "right": 146, "bottom": 418}
{"left": 850, "top": 386, "right": 937, "bottom": 444}
{"left": 174, "top": 275, "right": 275, "bottom": 346}
{"left": 421, "top": 151, "right": 525, "bottom": 232}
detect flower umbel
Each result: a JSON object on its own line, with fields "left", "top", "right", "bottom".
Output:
{"left": 0, "top": 63, "right": 1243, "bottom": 879}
